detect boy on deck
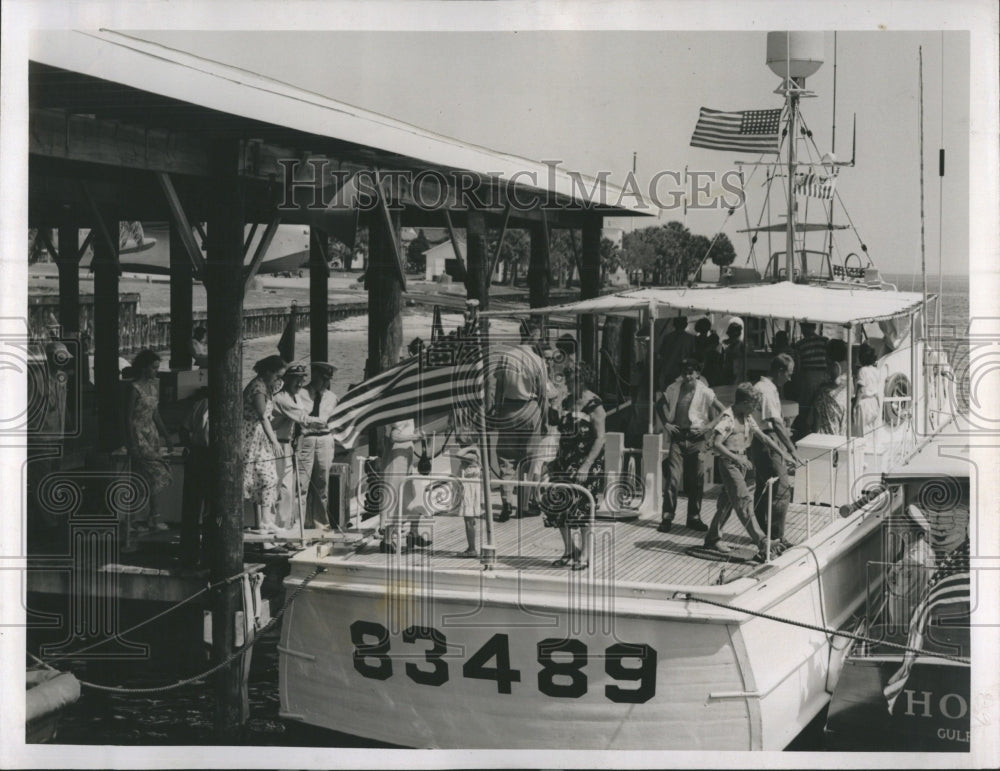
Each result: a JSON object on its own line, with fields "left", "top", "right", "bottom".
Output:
{"left": 704, "top": 383, "right": 799, "bottom": 562}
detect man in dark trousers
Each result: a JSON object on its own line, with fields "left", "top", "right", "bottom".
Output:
{"left": 654, "top": 359, "right": 725, "bottom": 533}
{"left": 752, "top": 354, "right": 806, "bottom": 547}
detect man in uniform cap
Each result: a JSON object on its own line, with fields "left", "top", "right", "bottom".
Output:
{"left": 295, "top": 362, "right": 339, "bottom": 530}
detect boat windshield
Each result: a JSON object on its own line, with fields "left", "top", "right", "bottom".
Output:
{"left": 765, "top": 249, "right": 833, "bottom": 282}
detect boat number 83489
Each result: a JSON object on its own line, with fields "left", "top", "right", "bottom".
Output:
{"left": 350, "top": 620, "right": 657, "bottom": 702}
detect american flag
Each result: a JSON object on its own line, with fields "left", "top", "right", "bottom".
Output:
{"left": 882, "top": 540, "right": 971, "bottom": 713}
{"left": 794, "top": 169, "right": 838, "bottom": 200}
{"left": 327, "top": 337, "right": 485, "bottom": 449}
{"left": 689, "top": 107, "right": 783, "bottom": 154}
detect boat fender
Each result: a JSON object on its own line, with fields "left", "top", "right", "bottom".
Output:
{"left": 883, "top": 373, "right": 911, "bottom": 427}
{"left": 26, "top": 672, "right": 81, "bottom": 723}
{"left": 838, "top": 484, "right": 886, "bottom": 517}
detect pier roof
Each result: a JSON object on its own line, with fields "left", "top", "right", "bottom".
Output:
{"left": 29, "top": 29, "right": 649, "bottom": 220}
{"left": 483, "top": 281, "right": 931, "bottom": 325}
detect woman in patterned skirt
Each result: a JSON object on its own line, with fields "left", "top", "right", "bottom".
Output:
{"left": 810, "top": 360, "right": 848, "bottom": 435}
{"left": 124, "top": 349, "right": 173, "bottom": 533}
{"left": 243, "top": 355, "right": 286, "bottom": 533}
{"left": 542, "top": 361, "right": 605, "bottom": 571}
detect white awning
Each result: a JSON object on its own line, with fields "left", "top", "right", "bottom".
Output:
{"left": 482, "top": 282, "right": 931, "bottom": 325}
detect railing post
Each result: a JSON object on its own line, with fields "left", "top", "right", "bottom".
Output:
{"left": 805, "top": 458, "right": 811, "bottom": 539}
{"left": 829, "top": 447, "right": 836, "bottom": 521}
{"left": 765, "top": 476, "right": 777, "bottom": 562}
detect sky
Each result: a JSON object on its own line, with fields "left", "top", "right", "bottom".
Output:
{"left": 128, "top": 28, "right": 972, "bottom": 277}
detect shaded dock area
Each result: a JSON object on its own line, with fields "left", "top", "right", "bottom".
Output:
{"left": 23, "top": 29, "right": 648, "bottom": 738}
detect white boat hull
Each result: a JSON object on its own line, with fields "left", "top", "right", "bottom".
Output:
{"left": 278, "top": 496, "right": 890, "bottom": 749}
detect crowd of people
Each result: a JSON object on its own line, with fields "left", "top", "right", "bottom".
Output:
{"left": 118, "top": 313, "right": 884, "bottom": 567}
{"left": 122, "top": 347, "right": 342, "bottom": 561}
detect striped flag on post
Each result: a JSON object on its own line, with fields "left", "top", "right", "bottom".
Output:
{"left": 794, "top": 169, "right": 838, "bottom": 199}
{"left": 327, "top": 337, "right": 485, "bottom": 449}
{"left": 690, "top": 107, "right": 783, "bottom": 154}
{"left": 882, "top": 562, "right": 971, "bottom": 713}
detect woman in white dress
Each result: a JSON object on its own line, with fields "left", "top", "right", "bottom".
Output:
{"left": 853, "top": 343, "right": 882, "bottom": 440}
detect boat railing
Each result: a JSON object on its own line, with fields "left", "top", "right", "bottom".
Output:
{"left": 389, "top": 473, "right": 596, "bottom": 569}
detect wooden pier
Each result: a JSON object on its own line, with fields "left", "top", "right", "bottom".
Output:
{"left": 25, "top": 29, "right": 650, "bottom": 737}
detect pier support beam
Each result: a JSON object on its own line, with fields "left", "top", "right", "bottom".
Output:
{"left": 56, "top": 225, "right": 82, "bottom": 430}
{"left": 55, "top": 225, "right": 81, "bottom": 338}
{"left": 169, "top": 222, "right": 194, "bottom": 370}
{"left": 465, "top": 211, "right": 490, "bottom": 311}
{"left": 205, "top": 138, "right": 249, "bottom": 740}
{"left": 366, "top": 208, "right": 402, "bottom": 455}
{"left": 310, "top": 227, "right": 329, "bottom": 362}
{"left": 527, "top": 220, "right": 550, "bottom": 318}
{"left": 91, "top": 210, "right": 119, "bottom": 451}
{"left": 580, "top": 216, "right": 602, "bottom": 366}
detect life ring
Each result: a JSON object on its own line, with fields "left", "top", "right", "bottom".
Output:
{"left": 883, "top": 372, "right": 911, "bottom": 427}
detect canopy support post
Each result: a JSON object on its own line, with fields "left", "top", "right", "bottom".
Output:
{"left": 845, "top": 322, "right": 854, "bottom": 496}
{"left": 647, "top": 301, "right": 656, "bottom": 435}
{"left": 580, "top": 217, "right": 602, "bottom": 366}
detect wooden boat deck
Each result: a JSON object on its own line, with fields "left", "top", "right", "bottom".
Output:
{"left": 336, "top": 485, "right": 837, "bottom": 587}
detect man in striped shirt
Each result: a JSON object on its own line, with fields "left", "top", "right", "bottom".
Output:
{"left": 792, "top": 321, "right": 828, "bottom": 431}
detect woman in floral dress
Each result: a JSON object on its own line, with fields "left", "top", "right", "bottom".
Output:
{"left": 810, "top": 361, "right": 848, "bottom": 435}
{"left": 243, "top": 355, "right": 286, "bottom": 533}
{"left": 125, "top": 349, "right": 173, "bottom": 534}
{"left": 542, "top": 361, "right": 605, "bottom": 571}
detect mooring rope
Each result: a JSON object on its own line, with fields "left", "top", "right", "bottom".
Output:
{"left": 28, "top": 566, "right": 326, "bottom": 694}
{"left": 678, "top": 589, "right": 969, "bottom": 665}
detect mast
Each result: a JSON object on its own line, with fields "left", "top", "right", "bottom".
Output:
{"left": 919, "top": 46, "right": 928, "bottom": 316}
{"left": 826, "top": 32, "right": 837, "bottom": 264}
{"left": 786, "top": 84, "right": 797, "bottom": 281}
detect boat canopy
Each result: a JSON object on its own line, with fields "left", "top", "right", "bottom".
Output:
{"left": 482, "top": 282, "right": 931, "bottom": 325}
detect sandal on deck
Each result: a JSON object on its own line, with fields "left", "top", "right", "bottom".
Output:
{"left": 552, "top": 554, "right": 573, "bottom": 567}
{"left": 571, "top": 561, "right": 589, "bottom": 571}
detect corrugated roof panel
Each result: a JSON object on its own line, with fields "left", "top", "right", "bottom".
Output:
{"left": 29, "top": 30, "right": 650, "bottom": 217}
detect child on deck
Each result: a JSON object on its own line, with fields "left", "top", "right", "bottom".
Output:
{"left": 704, "top": 383, "right": 798, "bottom": 562}
{"left": 454, "top": 446, "right": 483, "bottom": 557}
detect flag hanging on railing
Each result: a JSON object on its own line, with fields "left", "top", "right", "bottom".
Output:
{"left": 794, "top": 169, "right": 838, "bottom": 199}
{"left": 690, "top": 107, "right": 783, "bottom": 154}
{"left": 327, "top": 335, "right": 485, "bottom": 449}
{"left": 882, "top": 540, "right": 971, "bottom": 713}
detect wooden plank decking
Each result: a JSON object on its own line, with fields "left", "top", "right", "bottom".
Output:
{"left": 336, "top": 484, "right": 836, "bottom": 588}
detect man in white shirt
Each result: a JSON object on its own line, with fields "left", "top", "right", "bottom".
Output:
{"left": 297, "top": 361, "right": 339, "bottom": 530}
{"left": 654, "top": 359, "right": 726, "bottom": 533}
{"left": 490, "top": 321, "right": 546, "bottom": 521}
{"left": 752, "top": 353, "right": 805, "bottom": 547}
{"left": 271, "top": 362, "right": 315, "bottom": 530}
{"left": 189, "top": 325, "right": 208, "bottom": 369}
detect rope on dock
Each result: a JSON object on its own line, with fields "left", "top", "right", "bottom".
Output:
{"left": 679, "top": 590, "right": 970, "bottom": 665}
{"left": 29, "top": 566, "right": 326, "bottom": 694}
